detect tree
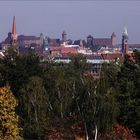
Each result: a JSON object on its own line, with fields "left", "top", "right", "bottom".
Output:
{"left": 0, "top": 86, "right": 22, "bottom": 140}
{"left": 101, "top": 124, "right": 137, "bottom": 140}
{"left": 117, "top": 52, "right": 140, "bottom": 138}
{"left": 20, "top": 76, "right": 49, "bottom": 139}
{"left": 0, "top": 48, "right": 43, "bottom": 96}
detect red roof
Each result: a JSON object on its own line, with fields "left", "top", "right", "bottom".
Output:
{"left": 18, "top": 35, "right": 40, "bottom": 41}
{"left": 101, "top": 53, "right": 123, "bottom": 60}
{"left": 61, "top": 47, "right": 78, "bottom": 54}
{"left": 93, "top": 38, "right": 112, "bottom": 46}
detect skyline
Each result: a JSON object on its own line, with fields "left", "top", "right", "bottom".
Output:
{"left": 0, "top": 1, "right": 140, "bottom": 43}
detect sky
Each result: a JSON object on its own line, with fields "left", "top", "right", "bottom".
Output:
{"left": 0, "top": 1, "right": 140, "bottom": 43}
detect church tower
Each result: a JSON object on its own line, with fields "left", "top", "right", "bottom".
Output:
{"left": 11, "top": 16, "right": 18, "bottom": 44}
{"left": 122, "top": 27, "right": 129, "bottom": 55}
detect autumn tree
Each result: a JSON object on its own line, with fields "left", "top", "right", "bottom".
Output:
{"left": 0, "top": 86, "right": 22, "bottom": 140}
{"left": 101, "top": 124, "right": 137, "bottom": 140}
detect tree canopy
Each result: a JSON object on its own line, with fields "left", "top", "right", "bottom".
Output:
{"left": 0, "top": 48, "right": 139, "bottom": 139}
{"left": 0, "top": 86, "right": 23, "bottom": 140}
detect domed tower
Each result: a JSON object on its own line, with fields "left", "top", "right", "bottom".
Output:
{"left": 122, "top": 27, "right": 129, "bottom": 55}
{"left": 111, "top": 32, "right": 117, "bottom": 47}
{"left": 62, "top": 31, "right": 67, "bottom": 43}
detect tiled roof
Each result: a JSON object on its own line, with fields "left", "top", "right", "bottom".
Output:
{"left": 93, "top": 38, "right": 112, "bottom": 46}
{"left": 61, "top": 47, "right": 78, "bottom": 54}
{"left": 101, "top": 53, "right": 123, "bottom": 60}
{"left": 18, "top": 35, "right": 40, "bottom": 41}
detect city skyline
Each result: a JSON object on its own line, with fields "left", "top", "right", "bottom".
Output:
{"left": 0, "top": 1, "right": 140, "bottom": 43}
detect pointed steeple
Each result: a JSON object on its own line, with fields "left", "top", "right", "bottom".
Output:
{"left": 12, "top": 16, "right": 17, "bottom": 42}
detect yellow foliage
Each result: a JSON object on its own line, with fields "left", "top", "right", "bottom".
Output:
{"left": 0, "top": 86, "right": 23, "bottom": 140}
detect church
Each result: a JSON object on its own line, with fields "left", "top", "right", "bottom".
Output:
{"left": 1, "top": 16, "right": 18, "bottom": 51}
{"left": 1, "top": 16, "right": 44, "bottom": 55}
{"left": 1, "top": 16, "right": 140, "bottom": 63}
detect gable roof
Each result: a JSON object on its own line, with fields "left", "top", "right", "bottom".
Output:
{"left": 18, "top": 35, "right": 40, "bottom": 41}
{"left": 101, "top": 53, "right": 123, "bottom": 60}
{"left": 93, "top": 38, "right": 112, "bottom": 46}
{"left": 61, "top": 47, "right": 78, "bottom": 54}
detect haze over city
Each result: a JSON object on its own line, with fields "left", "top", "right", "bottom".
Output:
{"left": 0, "top": 1, "right": 140, "bottom": 43}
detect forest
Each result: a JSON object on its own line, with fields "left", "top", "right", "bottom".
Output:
{"left": 0, "top": 48, "right": 140, "bottom": 140}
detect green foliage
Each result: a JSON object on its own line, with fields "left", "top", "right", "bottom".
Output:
{"left": 0, "top": 86, "right": 23, "bottom": 140}
{"left": 117, "top": 52, "right": 140, "bottom": 138}
{"left": 1, "top": 48, "right": 140, "bottom": 139}
{"left": 69, "top": 54, "right": 88, "bottom": 73}
{"left": 20, "top": 76, "right": 48, "bottom": 139}
{"left": 0, "top": 48, "right": 43, "bottom": 95}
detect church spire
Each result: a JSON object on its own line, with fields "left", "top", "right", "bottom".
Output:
{"left": 12, "top": 16, "right": 17, "bottom": 42}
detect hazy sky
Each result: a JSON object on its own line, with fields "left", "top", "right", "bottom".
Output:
{"left": 0, "top": 1, "right": 140, "bottom": 43}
